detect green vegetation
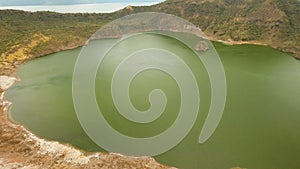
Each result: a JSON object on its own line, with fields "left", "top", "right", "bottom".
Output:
{"left": 143, "top": 0, "right": 300, "bottom": 57}
{"left": 0, "top": 0, "right": 299, "bottom": 75}
{"left": 0, "top": 10, "right": 117, "bottom": 74}
{"left": 0, "top": 10, "right": 111, "bottom": 57}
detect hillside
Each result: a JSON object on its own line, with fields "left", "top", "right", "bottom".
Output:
{"left": 134, "top": 0, "right": 300, "bottom": 58}
{"left": 0, "top": 11, "right": 111, "bottom": 75}
{"left": 0, "top": 0, "right": 299, "bottom": 75}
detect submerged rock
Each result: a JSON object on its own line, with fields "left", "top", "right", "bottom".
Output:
{"left": 195, "top": 41, "right": 209, "bottom": 52}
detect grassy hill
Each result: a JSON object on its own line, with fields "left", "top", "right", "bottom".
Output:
{"left": 0, "top": 0, "right": 299, "bottom": 75}
{"left": 0, "top": 11, "right": 114, "bottom": 75}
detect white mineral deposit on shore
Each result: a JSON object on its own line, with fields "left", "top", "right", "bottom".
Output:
{"left": 0, "top": 76, "right": 19, "bottom": 91}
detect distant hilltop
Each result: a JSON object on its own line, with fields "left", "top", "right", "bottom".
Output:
{"left": 0, "top": 0, "right": 165, "bottom": 6}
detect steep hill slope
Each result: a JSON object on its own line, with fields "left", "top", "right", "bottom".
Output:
{"left": 131, "top": 0, "right": 300, "bottom": 58}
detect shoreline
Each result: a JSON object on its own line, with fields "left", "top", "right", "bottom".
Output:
{"left": 208, "top": 37, "right": 269, "bottom": 46}
{"left": 1, "top": 33, "right": 299, "bottom": 77}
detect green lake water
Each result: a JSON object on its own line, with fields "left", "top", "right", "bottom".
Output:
{"left": 6, "top": 33, "right": 300, "bottom": 169}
